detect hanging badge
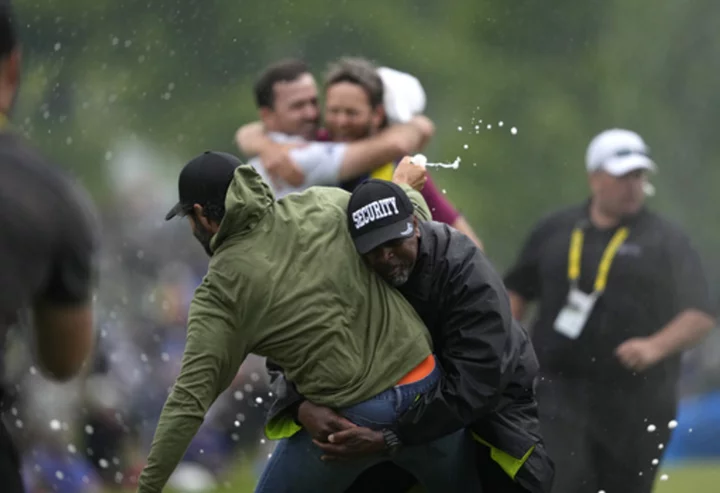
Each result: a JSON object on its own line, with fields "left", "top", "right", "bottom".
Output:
{"left": 553, "top": 287, "right": 598, "bottom": 339}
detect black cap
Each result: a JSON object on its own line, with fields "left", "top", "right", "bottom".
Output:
{"left": 165, "top": 151, "right": 242, "bottom": 221}
{"left": 1, "top": 0, "right": 18, "bottom": 59}
{"left": 347, "top": 179, "right": 415, "bottom": 254}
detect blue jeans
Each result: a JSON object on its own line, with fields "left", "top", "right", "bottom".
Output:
{"left": 255, "top": 359, "right": 481, "bottom": 492}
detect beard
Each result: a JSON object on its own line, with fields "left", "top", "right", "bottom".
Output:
{"left": 382, "top": 259, "right": 415, "bottom": 287}
{"left": 193, "top": 226, "right": 214, "bottom": 257}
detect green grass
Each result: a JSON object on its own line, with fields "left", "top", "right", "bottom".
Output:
{"left": 653, "top": 461, "right": 720, "bottom": 493}
{"left": 112, "top": 460, "right": 720, "bottom": 492}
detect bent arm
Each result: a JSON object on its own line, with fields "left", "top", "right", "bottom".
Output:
{"left": 396, "top": 246, "right": 514, "bottom": 445}
{"left": 338, "top": 116, "right": 434, "bottom": 181}
{"left": 137, "top": 282, "right": 246, "bottom": 493}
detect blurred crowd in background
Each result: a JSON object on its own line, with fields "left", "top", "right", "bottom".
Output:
{"left": 4, "top": 0, "right": 720, "bottom": 492}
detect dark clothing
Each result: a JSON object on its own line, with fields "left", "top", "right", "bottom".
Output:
{"left": 0, "top": 128, "right": 98, "bottom": 490}
{"left": 536, "top": 377, "right": 669, "bottom": 493}
{"left": 504, "top": 202, "right": 714, "bottom": 390}
{"left": 0, "top": 419, "right": 24, "bottom": 493}
{"left": 267, "top": 221, "right": 554, "bottom": 492}
{"left": 504, "top": 201, "right": 714, "bottom": 493}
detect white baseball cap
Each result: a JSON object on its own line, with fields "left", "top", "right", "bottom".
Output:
{"left": 585, "top": 129, "right": 657, "bottom": 176}
{"left": 377, "top": 67, "right": 426, "bottom": 124}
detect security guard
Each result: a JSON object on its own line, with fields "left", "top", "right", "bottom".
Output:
{"left": 504, "top": 128, "right": 716, "bottom": 493}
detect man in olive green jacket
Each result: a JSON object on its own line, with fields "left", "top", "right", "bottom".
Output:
{"left": 137, "top": 152, "right": 480, "bottom": 493}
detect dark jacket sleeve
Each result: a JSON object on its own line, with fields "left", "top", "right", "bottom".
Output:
{"left": 394, "top": 233, "right": 516, "bottom": 445}
{"left": 265, "top": 360, "right": 305, "bottom": 424}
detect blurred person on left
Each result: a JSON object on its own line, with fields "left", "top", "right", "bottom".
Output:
{"left": 0, "top": 3, "right": 99, "bottom": 492}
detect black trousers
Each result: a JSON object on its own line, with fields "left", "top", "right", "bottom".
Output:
{"left": 345, "top": 444, "right": 532, "bottom": 493}
{"left": 536, "top": 376, "right": 675, "bottom": 493}
{"left": 0, "top": 419, "right": 24, "bottom": 493}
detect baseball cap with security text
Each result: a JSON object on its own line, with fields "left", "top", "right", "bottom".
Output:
{"left": 347, "top": 179, "right": 416, "bottom": 255}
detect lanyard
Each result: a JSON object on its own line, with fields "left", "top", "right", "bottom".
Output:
{"left": 568, "top": 226, "right": 629, "bottom": 293}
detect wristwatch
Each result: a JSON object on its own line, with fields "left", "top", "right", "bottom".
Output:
{"left": 382, "top": 429, "right": 402, "bottom": 456}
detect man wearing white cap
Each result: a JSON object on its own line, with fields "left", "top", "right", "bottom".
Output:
{"left": 504, "top": 129, "right": 716, "bottom": 493}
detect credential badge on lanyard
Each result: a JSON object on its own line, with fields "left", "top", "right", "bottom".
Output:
{"left": 553, "top": 224, "right": 629, "bottom": 339}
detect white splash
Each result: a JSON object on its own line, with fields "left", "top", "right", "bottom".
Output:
{"left": 668, "top": 420, "right": 678, "bottom": 429}
{"left": 652, "top": 458, "right": 659, "bottom": 465}
{"left": 660, "top": 474, "right": 669, "bottom": 481}
{"left": 411, "top": 154, "right": 461, "bottom": 170}
{"left": 511, "top": 127, "right": 518, "bottom": 135}
{"left": 647, "top": 424, "right": 656, "bottom": 432}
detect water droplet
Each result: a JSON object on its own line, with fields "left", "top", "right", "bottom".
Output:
{"left": 231, "top": 433, "right": 239, "bottom": 441}
{"left": 658, "top": 443, "right": 664, "bottom": 450}
{"left": 234, "top": 391, "right": 244, "bottom": 401}
{"left": 56, "top": 470, "right": 65, "bottom": 480}
{"left": 244, "top": 384, "right": 254, "bottom": 392}
{"left": 140, "top": 353, "right": 148, "bottom": 363}
{"left": 54, "top": 43, "right": 61, "bottom": 51}
{"left": 498, "top": 121, "right": 504, "bottom": 127}
{"left": 111, "top": 37, "right": 119, "bottom": 46}
{"left": 199, "top": 449, "right": 204, "bottom": 454}
{"left": 85, "top": 424, "right": 94, "bottom": 435}
{"left": 29, "top": 366, "right": 37, "bottom": 375}
{"left": 598, "top": 490, "right": 606, "bottom": 493}
{"left": 486, "top": 124, "right": 492, "bottom": 129}
{"left": 82, "top": 475, "right": 90, "bottom": 484}
{"left": 255, "top": 397, "right": 263, "bottom": 404}
{"left": 68, "top": 444, "right": 77, "bottom": 454}
{"left": 161, "top": 352, "right": 170, "bottom": 362}
{"left": 115, "top": 472, "right": 124, "bottom": 483}
{"left": 668, "top": 420, "right": 678, "bottom": 429}
{"left": 251, "top": 372, "right": 260, "bottom": 382}
{"left": 65, "top": 137, "right": 72, "bottom": 145}
{"left": 652, "top": 458, "right": 659, "bottom": 465}
{"left": 647, "top": 424, "right": 656, "bottom": 432}
{"left": 50, "top": 419, "right": 61, "bottom": 431}
{"left": 105, "top": 151, "right": 113, "bottom": 160}
{"left": 457, "top": 126, "right": 463, "bottom": 131}
{"left": 442, "top": 189, "right": 447, "bottom": 194}
{"left": 689, "top": 428, "right": 693, "bottom": 433}
{"left": 660, "top": 474, "right": 669, "bottom": 481}
{"left": 260, "top": 439, "right": 266, "bottom": 444}
{"left": 234, "top": 420, "right": 240, "bottom": 427}
{"left": 99, "top": 458, "right": 109, "bottom": 469}
{"left": 15, "top": 419, "right": 23, "bottom": 429}
{"left": 268, "top": 453, "right": 273, "bottom": 459}
{"left": 124, "top": 40, "right": 132, "bottom": 48}
{"left": 463, "top": 144, "right": 469, "bottom": 149}
{"left": 511, "top": 127, "right": 518, "bottom": 135}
